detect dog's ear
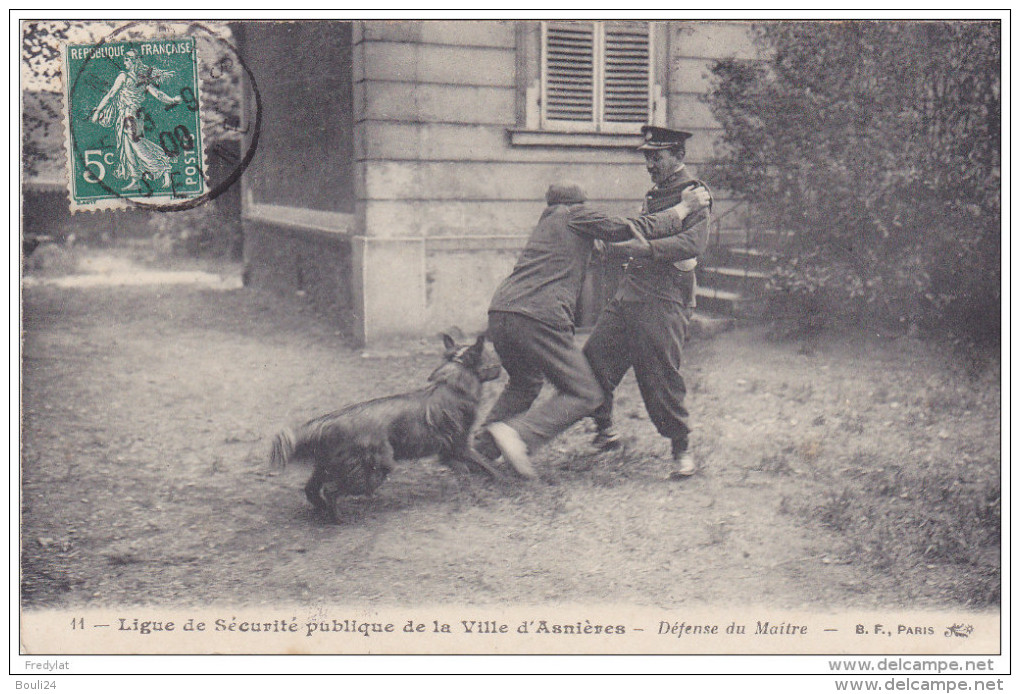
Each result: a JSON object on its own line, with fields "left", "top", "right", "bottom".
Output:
{"left": 466, "top": 334, "right": 486, "bottom": 357}
{"left": 440, "top": 333, "right": 456, "bottom": 351}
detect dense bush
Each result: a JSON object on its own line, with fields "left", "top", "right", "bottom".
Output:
{"left": 705, "top": 21, "right": 1000, "bottom": 351}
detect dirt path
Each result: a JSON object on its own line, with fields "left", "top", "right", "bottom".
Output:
{"left": 20, "top": 251, "right": 998, "bottom": 610}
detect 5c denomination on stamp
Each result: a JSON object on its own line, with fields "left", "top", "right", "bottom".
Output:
{"left": 63, "top": 36, "right": 206, "bottom": 210}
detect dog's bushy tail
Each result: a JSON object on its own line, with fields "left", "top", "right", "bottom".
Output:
{"left": 269, "top": 427, "right": 297, "bottom": 470}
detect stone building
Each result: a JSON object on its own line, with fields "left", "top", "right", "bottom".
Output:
{"left": 235, "top": 20, "right": 761, "bottom": 346}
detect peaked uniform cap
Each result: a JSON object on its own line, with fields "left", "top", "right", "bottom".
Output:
{"left": 637, "top": 125, "right": 693, "bottom": 151}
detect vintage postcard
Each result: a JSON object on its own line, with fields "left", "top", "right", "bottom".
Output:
{"left": 17, "top": 14, "right": 1005, "bottom": 684}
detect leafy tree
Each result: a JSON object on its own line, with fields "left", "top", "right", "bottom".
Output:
{"left": 705, "top": 21, "right": 1000, "bottom": 351}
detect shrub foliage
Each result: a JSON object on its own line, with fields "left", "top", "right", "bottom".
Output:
{"left": 705, "top": 21, "right": 1000, "bottom": 349}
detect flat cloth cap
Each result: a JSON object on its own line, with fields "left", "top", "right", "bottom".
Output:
{"left": 637, "top": 125, "right": 693, "bottom": 151}
{"left": 545, "top": 183, "right": 588, "bottom": 205}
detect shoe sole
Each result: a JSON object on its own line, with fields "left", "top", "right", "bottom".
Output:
{"left": 487, "top": 423, "right": 538, "bottom": 480}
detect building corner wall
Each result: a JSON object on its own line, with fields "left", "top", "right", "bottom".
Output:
{"left": 349, "top": 21, "right": 428, "bottom": 346}
{"left": 350, "top": 236, "right": 426, "bottom": 344}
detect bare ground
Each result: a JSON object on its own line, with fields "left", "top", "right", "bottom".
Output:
{"left": 19, "top": 249, "right": 1000, "bottom": 611}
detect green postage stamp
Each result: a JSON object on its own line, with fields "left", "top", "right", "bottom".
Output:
{"left": 62, "top": 37, "right": 206, "bottom": 210}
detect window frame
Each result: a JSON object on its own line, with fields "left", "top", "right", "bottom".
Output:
{"left": 510, "top": 20, "right": 666, "bottom": 148}
{"left": 539, "top": 20, "right": 656, "bottom": 134}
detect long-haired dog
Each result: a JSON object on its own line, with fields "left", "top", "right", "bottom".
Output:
{"left": 270, "top": 334, "right": 503, "bottom": 519}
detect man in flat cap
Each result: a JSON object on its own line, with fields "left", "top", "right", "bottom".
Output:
{"left": 479, "top": 180, "right": 711, "bottom": 479}
{"left": 583, "top": 125, "right": 713, "bottom": 479}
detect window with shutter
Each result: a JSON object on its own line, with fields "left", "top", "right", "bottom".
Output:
{"left": 541, "top": 20, "right": 653, "bottom": 133}
{"left": 544, "top": 22, "right": 595, "bottom": 127}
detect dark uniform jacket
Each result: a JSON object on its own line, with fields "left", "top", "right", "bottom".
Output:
{"left": 489, "top": 202, "right": 689, "bottom": 331}
{"left": 616, "top": 166, "right": 712, "bottom": 306}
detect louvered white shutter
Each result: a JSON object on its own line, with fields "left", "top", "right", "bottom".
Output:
{"left": 541, "top": 21, "right": 652, "bottom": 132}
{"left": 542, "top": 21, "right": 596, "bottom": 130}
{"left": 601, "top": 21, "right": 652, "bottom": 131}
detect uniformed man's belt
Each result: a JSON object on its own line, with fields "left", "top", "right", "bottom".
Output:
{"left": 630, "top": 258, "right": 698, "bottom": 271}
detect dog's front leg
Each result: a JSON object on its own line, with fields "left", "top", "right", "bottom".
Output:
{"left": 438, "top": 454, "right": 472, "bottom": 475}
{"left": 304, "top": 467, "right": 332, "bottom": 511}
{"left": 457, "top": 447, "right": 512, "bottom": 482}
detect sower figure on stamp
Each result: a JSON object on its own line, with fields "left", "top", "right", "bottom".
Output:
{"left": 583, "top": 125, "right": 713, "bottom": 480}
{"left": 89, "top": 49, "right": 183, "bottom": 190}
{"left": 477, "top": 181, "right": 711, "bottom": 479}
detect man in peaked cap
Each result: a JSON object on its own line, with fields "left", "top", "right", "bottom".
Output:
{"left": 582, "top": 124, "right": 713, "bottom": 479}
{"left": 478, "top": 180, "right": 711, "bottom": 479}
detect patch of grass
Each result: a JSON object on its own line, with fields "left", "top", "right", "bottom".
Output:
{"left": 813, "top": 460, "right": 1000, "bottom": 606}
{"left": 753, "top": 438, "right": 822, "bottom": 476}
{"left": 789, "top": 383, "right": 815, "bottom": 404}
{"left": 839, "top": 414, "right": 866, "bottom": 435}
{"left": 756, "top": 448, "right": 796, "bottom": 475}
{"left": 920, "top": 371, "right": 1000, "bottom": 416}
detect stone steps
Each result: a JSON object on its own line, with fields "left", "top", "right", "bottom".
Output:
{"left": 709, "top": 246, "right": 777, "bottom": 272}
{"left": 699, "top": 265, "right": 771, "bottom": 294}
{"left": 696, "top": 229, "right": 789, "bottom": 318}
{"left": 695, "top": 285, "right": 764, "bottom": 318}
